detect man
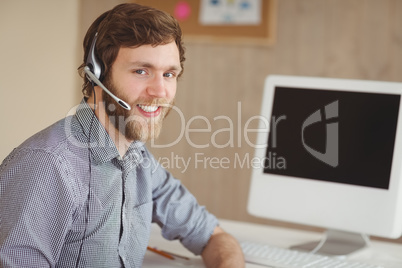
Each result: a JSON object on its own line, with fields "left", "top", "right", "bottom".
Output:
{"left": 0, "top": 3, "right": 244, "bottom": 268}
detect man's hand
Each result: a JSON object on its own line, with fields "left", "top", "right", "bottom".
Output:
{"left": 201, "top": 226, "right": 245, "bottom": 268}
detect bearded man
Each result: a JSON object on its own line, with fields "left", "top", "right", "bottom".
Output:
{"left": 0, "top": 3, "right": 244, "bottom": 268}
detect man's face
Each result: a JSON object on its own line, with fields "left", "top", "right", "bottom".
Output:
{"left": 102, "top": 41, "right": 181, "bottom": 142}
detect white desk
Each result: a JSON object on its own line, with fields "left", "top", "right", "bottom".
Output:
{"left": 143, "top": 219, "right": 402, "bottom": 267}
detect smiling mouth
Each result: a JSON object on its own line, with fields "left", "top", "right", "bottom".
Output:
{"left": 137, "top": 104, "right": 159, "bottom": 113}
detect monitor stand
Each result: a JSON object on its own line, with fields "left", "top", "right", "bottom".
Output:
{"left": 290, "top": 229, "right": 369, "bottom": 256}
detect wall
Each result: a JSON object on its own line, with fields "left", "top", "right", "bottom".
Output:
{"left": 0, "top": 0, "right": 126, "bottom": 161}
{"left": 0, "top": 0, "right": 81, "bottom": 160}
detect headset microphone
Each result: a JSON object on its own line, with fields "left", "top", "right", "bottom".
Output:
{"left": 84, "top": 32, "right": 131, "bottom": 110}
{"left": 84, "top": 66, "right": 131, "bottom": 110}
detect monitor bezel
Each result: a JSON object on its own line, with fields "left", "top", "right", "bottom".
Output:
{"left": 248, "top": 75, "right": 402, "bottom": 239}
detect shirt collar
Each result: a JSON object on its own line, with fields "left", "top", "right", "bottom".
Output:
{"left": 75, "top": 98, "right": 145, "bottom": 165}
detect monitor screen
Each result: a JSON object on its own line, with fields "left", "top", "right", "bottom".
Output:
{"left": 264, "top": 87, "right": 400, "bottom": 190}
{"left": 248, "top": 76, "right": 402, "bottom": 250}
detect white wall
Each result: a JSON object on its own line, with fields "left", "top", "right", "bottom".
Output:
{"left": 0, "top": 0, "right": 81, "bottom": 160}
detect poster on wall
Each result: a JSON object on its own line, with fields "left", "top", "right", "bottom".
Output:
{"left": 199, "top": 0, "right": 262, "bottom": 25}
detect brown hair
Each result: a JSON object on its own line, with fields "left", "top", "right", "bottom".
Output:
{"left": 78, "top": 3, "right": 186, "bottom": 97}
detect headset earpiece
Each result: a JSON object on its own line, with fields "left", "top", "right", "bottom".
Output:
{"left": 83, "top": 32, "right": 131, "bottom": 110}
{"left": 86, "top": 32, "right": 102, "bottom": 80}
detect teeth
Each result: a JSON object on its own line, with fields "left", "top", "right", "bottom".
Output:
{"left": 138, "top": 104, "right": 159, "bottom": 113}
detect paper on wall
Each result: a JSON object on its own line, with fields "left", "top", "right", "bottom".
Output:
{"left": 199, "top": 0, "right": 261, "bottom": 26}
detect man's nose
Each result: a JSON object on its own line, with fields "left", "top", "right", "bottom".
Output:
{"left": 146, "top": 75, "right": 166, "bottom": 98}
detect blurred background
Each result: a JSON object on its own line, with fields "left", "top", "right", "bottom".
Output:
{"left": 1, "top": 0, "right": 401, "bottom": 243}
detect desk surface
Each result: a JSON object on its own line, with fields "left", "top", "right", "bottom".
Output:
{"left": 143, "top": 219, "right": 402, "bottom": 267}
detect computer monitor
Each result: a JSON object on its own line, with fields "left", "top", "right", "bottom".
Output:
{"left": 248, "top": 75, "right": 402, "bottom": 256}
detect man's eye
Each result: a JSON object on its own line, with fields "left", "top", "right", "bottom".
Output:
{"left": 164, "top": 72, "right": 175, "bottom": 78}
{"left": 135, "top": 70, "right": 146, "bottom": 75}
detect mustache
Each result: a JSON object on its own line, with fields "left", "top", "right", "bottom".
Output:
{"left": 133, "top": 98, "right": 175, "bottom": 108}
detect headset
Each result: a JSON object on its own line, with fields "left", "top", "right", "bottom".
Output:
{"left": 76, "top": 32, "right": 133, "bottom": 268}
{"left": 83, "top": 32, "right": 131, "bottom": 110}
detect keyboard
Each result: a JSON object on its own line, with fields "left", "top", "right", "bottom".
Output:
{"left": 240, "top": 241, "right": 385, "bottom": 268}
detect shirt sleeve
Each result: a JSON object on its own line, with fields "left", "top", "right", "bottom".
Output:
{"left": 0, "top": 148, "right": 77, "bottom": 267}
{"left": 147, "top": 151, "right": 219, "bottom": 255}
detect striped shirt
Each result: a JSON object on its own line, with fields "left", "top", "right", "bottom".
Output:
{"left": 0, "top": 99, "right": 218, "bottom": 267}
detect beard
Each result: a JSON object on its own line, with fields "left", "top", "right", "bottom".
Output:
{"left": 101, "top": 79, "right": 174, "bottom": 143}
